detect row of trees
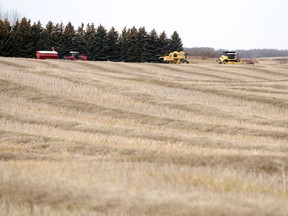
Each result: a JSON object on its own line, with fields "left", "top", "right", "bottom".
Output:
{"left": 234, "top": 49, "right": 288, "bottom": 58}
{"left": 0, "top": 17, "right": 184, "bottom": 62}
{"left": 185, "top": 47, "right": 288, "bottom": 59}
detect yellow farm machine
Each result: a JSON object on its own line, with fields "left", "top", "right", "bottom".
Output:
{"left": 160, "top": 51, "right": 189, "bottom": 64}
{"left": 217, "top": 51, "right": 240, "bottom": 64}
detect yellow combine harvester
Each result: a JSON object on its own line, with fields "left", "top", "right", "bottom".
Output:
{"left": 217, "top": 51, "right": 240, "bottom": 64}
{"left": 160, "top": 51, "right": 189, "bottom": 64}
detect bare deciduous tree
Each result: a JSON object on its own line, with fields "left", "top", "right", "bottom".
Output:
{"left": 0, "top": 4, "right": 4, "bottom": 19}
{"left": 0, "top": 4, "right": 22, "bottom": 25}
{"left": 5, "top": 9, "right": 23, "bottom": 25}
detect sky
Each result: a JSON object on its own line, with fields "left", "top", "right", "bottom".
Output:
{"left": 1, "top": 0, "right": 288, "bottom": 50}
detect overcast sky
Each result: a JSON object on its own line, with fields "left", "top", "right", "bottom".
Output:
{"left": 1, "top": 0, "right": 288, "bottom": 50}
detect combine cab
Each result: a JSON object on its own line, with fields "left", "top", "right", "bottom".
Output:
{"left": 64, "top": 51, "right": 87, "bottom": 61}
{"left": 160, "top": 51, "right": 189, "bottom": 64}
{"left": 217, "top": 51, "right": 240, "bottom": 64}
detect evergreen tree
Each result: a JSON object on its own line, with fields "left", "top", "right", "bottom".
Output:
{"left": 158, "top": 31, "right": 170, "bottom": 56}
{"left": 84, "top": 23, "right": 96, "bottom": 60}
{"left": 0, "top": 19, "right": 13, "bottom": 56}
{"left": 52, "top": 22, "right": 65, "bottom": 55}
{"left": 41, "top": 21, "right": 54, "bottom": 51}
{"left": 94, "top": 24, "right": 109, "bottom": 61}
{"left": 107, "top": 26, "right": 119, "bottom": 61}
{"left": 76, "top": 23, "right": 86, "bottom": 54}
{"left": 169, "top": 31, "right": 183, "bottom": 52}
{"left": 126, "top": 26, "right": 138, "bottom": 62}
{"left": 147, "top": 29, "right": 160, "bottom": 62}
{"left": 31, "top": 21, "right": 43, "bottom": 56}
{"left": 118, "top": 27, "right": 129, "bottom": 61}
{"left": 12, "top": 17, "right": 34, "bottom": 57}
{"left": 137, "top": 27, "right": 149, "bottom": 62}
{"left": 63, "top": 22, "right": 77, "bottom": 55}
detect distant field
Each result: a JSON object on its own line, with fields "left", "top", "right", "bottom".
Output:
{"left": 257, "top": 57, "right": 288, "bottom": 64}
{"left": 0, "top": 57, "right": 288, "bottom": 216}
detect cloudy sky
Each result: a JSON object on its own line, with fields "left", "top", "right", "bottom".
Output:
{"left": 1, "top": 0, "right": 288, "bottom": 50}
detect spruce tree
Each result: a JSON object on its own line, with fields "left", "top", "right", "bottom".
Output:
{"left": 52, "top": 22, "right": 65, "bottom": 56}
{"left": 137, "top": 27, "right": 149, "bottom": 62}
{"left": 76, "top": 23, "right": 86, "bottom": 55}
{"left": 63, "top": 22, "right": 77, "bottom": 55}
{"left": 169, "top": 31, "right": 183, "bottom": 52}
{"left": 42, "top": 21, "right": 54, "bottom": 51}
{"left": 0, "top": 19, "right": 13, "bottom": 56}
{"left": 31, "top": 21, "right": 43, "bottom": 56}
{"left": 84, "top": 23, "right": 96, "bottom": 60}
{"left": 158, "top": 31, "right": 170, "bottom": 56}
{"left": 12, "top": 17, "right": 34, "bottom": 58}
{"left": 94, "top": 24, "right": 109, "bottom": 61}
{"left": 126, "top": 26, "right": 138, "bottom": 62}
{"left": 147, "top": 29, "right": 160, "bottom": 62}
{"left": 118, "top": 27, "right": 129, "bottom": 61}
{"left": 107, "top": 27, "right": 119, "bottom": 61}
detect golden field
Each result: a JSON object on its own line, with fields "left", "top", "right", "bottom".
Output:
{"left": 0, "top": 57, "right": 288, "bottom": 215}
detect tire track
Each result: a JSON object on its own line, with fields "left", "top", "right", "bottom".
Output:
{"left": 2, "top": 65, "right": 288, "bottom": 131}
{"left": 76, "top": 61, "right": 153, "bottom": 79}
{"left": 1, "top": 79, "right": 288, "bottom": 141}
{"left": 148, "top": 64, "right": 236, "bottom": 81}
{"left": 222, "top": 64, "right": 288, "bottom": 79}
{"left": 126, "top": 77, "right": 288, "bottom": 109}
{"left": 2, "top": 130, "right": 288, "bottom": 175}
{"left": 3, "top": 107, "right": 287, "bottom": 153}
{"left": 187, "top": 64, "right": 276, "bottom": 81}
{"left": 2, "top": 57, "right": 288, "bottom": 215}
{"left": 2, "top": 60, "right": 287, "bottom": 131}
{"left": 0, "top": 59, "right": 29, "bottom": 69}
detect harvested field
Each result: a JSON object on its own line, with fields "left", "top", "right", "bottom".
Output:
{"left": 0, "top": 57, "right": 288, "bottom": 216}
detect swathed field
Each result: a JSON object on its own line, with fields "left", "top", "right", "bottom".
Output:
{"left": 0, "top": 57, "right": 288, "bottom": 215}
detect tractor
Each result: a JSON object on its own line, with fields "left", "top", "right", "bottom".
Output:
{"left": 160, "top": 51, "right": 189, "bottom": 64}
{"left": 64, "top": 51, "right": 87, "bottom": 61}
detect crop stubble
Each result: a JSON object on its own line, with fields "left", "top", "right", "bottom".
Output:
{"left": 0, "top": 57, "right": 288, "bottom": 215}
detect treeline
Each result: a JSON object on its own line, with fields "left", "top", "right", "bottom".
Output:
{"left": 0, "top": 17, "right": 183, "bottom": 62}
{"left": 185, "top": 47, "right": 288, "bottom": 59}
{"left": 236, "top": 49, "right": 288, "bottom": 58}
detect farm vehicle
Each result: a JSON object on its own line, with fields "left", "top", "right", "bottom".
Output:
{"left": 160, "top": 51, "right": 189, "bottom": 64}
{"left": 36, "top": 48, "right": 87, "bottom": 61}
{"left": 63, "top": 51, "right": 87, "bottom": 61}
{"left": 217, "top": 51, "right": 240, "bottom": 64}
